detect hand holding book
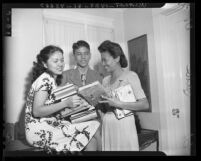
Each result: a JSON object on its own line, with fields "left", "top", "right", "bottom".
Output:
{"left": 58, "top": 96, "right": 89, "bottom": 118}
{"left": 53, "top": 81, "right": 108, "bottom": 122}
{"left": 98, "top": 95, "right": 122, "bottom": 109}
{"left": 67, "top": 95, "right": 83, "bottom": 108}
{"left": 77, "top": 81, "right": 109, "bottom": 107}
{"left": 113, "top": 84, "right": 136, "bottom": 119}
{"left": 99, "top": 84, "right": 136, "bottom": 119}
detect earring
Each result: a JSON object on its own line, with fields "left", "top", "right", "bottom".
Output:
{"left": 43, "top": 63, "right": 47, "bottom": 68}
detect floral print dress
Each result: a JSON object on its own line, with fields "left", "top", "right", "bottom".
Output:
{"left": 25, "top": 72, "right": 100, "bottom": 152}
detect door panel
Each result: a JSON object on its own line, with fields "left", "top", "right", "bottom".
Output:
{"left": 163, "top": 9, "right": 190, "bottom": 155}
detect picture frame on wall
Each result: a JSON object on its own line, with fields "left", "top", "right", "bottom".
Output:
{"left": 127, "top": 34, "right": 152, "bottom": 112}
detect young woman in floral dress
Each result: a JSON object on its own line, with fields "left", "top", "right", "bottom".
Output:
{"left": 25, "top": 45, "right": 100, "bottom": 153}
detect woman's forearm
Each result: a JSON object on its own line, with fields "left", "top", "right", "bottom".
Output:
{"left": 116, "top": 98, "right": 149, "bottom": 111}
{"left": 33, "top": 100, "right": 68, "bottom": 118}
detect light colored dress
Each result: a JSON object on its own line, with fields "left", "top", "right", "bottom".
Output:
{"left": 102, "top": 70, "right": 146, "bottom": 151}
{"left": 25, "top": 72, "right": 100, "bottom": 152}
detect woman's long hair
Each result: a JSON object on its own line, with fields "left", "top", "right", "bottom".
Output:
{"left": 32, "top": 45, "right": 63, "bottom": 85}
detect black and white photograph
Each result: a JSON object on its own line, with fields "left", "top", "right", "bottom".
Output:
{"left": 3, "top": 3, "right": 195, "bottom": 156}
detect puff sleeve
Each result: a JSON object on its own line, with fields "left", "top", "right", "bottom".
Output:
{"left": 127, "top": 71, "right": 146, "bottom": 100}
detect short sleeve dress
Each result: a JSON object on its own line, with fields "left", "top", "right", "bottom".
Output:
{"left": 102, "top": 70, "right": 146, "bottom": 151}
{"left": 25, "top": 72, "right": 100, "bottom": 152}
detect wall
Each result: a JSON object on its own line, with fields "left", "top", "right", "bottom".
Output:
{"left": 5, "top": 9, "right": 126, "bottom": 124}
{"left": 65, "top": 9, "right": 125, "bottom": 44}
{"left": 123, "top": 8, "right": 161, "bottom": 143}
{"left": 5, "top": 9, "right": 161, "bottom": 148}
{"left": 70, "top": 10, "right": 161, "bottom": 133}
{"left": 65, "top": 9, "right": 128, "bottom": 70}
{"left": 151, "top": 5, "right": 191, "bottom": 155}
{"left": 5, "top": 9, "right": 44, "bottom": 123}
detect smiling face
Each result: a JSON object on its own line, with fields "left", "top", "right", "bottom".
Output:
{"left": 101, "top": 51, "right": 119, "bottom": 73}
{"left": 44, "top": 51, "right": 65, "bottom": 77}
{"left": 74, "top": 46, "right": 91, "bottom": 68}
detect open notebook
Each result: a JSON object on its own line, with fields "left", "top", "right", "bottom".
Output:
{"left": 78, "top": 81, "right": 108, "bottom": 107}
{"left": 112, "top": 84, "right": 136, "bottom": 119}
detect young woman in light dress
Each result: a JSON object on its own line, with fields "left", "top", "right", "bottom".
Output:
{"left": 98, "top": 40, "right": 149, "bottom": 151}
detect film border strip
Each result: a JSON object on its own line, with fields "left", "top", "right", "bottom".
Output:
{"left": 2, "top": 3, "right": 165, "bottom": 9}
{"left": 2, "top": 3, "right": 166, "bottom": 37}
{"left": 3, "top": 6, "right": 11, "bottom": 37}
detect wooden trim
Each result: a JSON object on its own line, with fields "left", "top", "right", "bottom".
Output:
{"left": 42, "top": 9, "right": 114, "bottom": 29}
{"left": 161, "top": 3, "right": 190, "bottom": 16}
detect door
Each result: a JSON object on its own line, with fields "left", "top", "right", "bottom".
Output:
{"left": 153, "top": 4, "right": 190, "bottom": 155}
{"left": 165, "top": 11, "right": 190, "bottom": 155}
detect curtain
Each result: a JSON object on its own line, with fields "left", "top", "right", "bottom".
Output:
{"left": 44, "top": 18, "right": 85, "bottom": 70}
{"left": 87, "top": 25, "right": 114, "bottom": 77}
{"left": 44, "top": 18, "right": 114, "bottom": 75}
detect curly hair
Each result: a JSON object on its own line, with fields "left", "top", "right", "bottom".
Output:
{"left": 32, "top": 45, "right": 64, "bottom": 85}
{"left": 72, "top": 40, "right": 90, "bottom": 54}
{"left": 98, "top": 40, "right": 128, "bottom": 68}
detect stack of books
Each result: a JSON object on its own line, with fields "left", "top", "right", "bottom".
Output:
{"left": 69, "top": 106, "right": 97, "bottom": 124}
{"left": 112, "top": 84, "right": 136, "bottom": 119}
{"left": 52, "top": 83, "right": 77, "bottom": 102}
{"left": 52, "top": 81, "right": 107, "bottom": 123}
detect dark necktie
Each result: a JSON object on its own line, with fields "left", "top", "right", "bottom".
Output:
{"left": 81, "top": 74, "right": 86, "bottom": 86}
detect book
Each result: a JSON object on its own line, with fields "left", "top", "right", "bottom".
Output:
{"left": 70, "top": 106, "right": 95, "bottom": 119}
{"left": 52, "top": 83, "right": 77, "bottom": 101}
{"left": 52, "top": 81, "right": 106, "bottom": 122}
{"left": 60, "top": 104, "right": 90, "bottom": 118}
{"left": 70, "top": 109, "right": 96, "bottom": 122}
{"left": 78, "top": 81, "right": 108, "bottom": 107}
{"left": 112, "top": 84, "right": 136, "bottom": 119}
{"left": 71, "top": 110, "right": 97, "bottom": 124}
{"left": 69, "top": 105, "right": 97, "bottom": 124}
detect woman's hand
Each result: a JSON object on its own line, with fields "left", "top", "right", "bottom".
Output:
{"left": 98, "top": 95, "right": 122, "bottom": 108}
{"left": 64, "top": 95, "right": 82, "bottom": 109}
{"left": 79, "top": 99, "right": 89, "bottom": 107}
{"left": 60, "top": 107, "right": 72, "bottom": 116}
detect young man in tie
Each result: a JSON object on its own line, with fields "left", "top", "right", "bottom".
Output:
{"left": 61, "top": 40, "right": 102, "bottom": 151}
{"left": 61, "top": 40, "right": 102, "bottom": 87}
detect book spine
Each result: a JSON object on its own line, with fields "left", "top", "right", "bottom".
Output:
{"left": 70, "top": 105, "right": 93, "bottom": 118}
{"left": 61, "top": 105, "right": 90, "bottom": 118}
{"left": 70, "top": 109, "right": 95, "bottom": 120}
{"left": 71, "top": 112, "right": 97, "bottom": 124}
{"left": 78, "top": 81, "right": 99, "bottom": 91}
{"left": 53, "top": 83, "right": 74, "bottom": 93}
{"left": 54, "top": 86, "right": 76, "bottom": 96}
{"left": 55, "top": 90, "right": 77, "bottom": 101}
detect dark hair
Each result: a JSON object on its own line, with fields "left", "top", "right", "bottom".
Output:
{"left": 72, "top": 40, "right": 90, "bottom": 54}
{"left": 32, "top": 45, "right": 63, "bottom": 85}
{"left": 98, "top": 40, "right": 128, "bottom": 68}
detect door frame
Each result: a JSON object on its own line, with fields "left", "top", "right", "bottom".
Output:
{"left": 152, "top": 3, "right": 190, "bottom": 155}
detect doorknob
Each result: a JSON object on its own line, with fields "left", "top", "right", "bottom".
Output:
{"left": 172, "top": 108, "right": 180, "bottom": 118}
